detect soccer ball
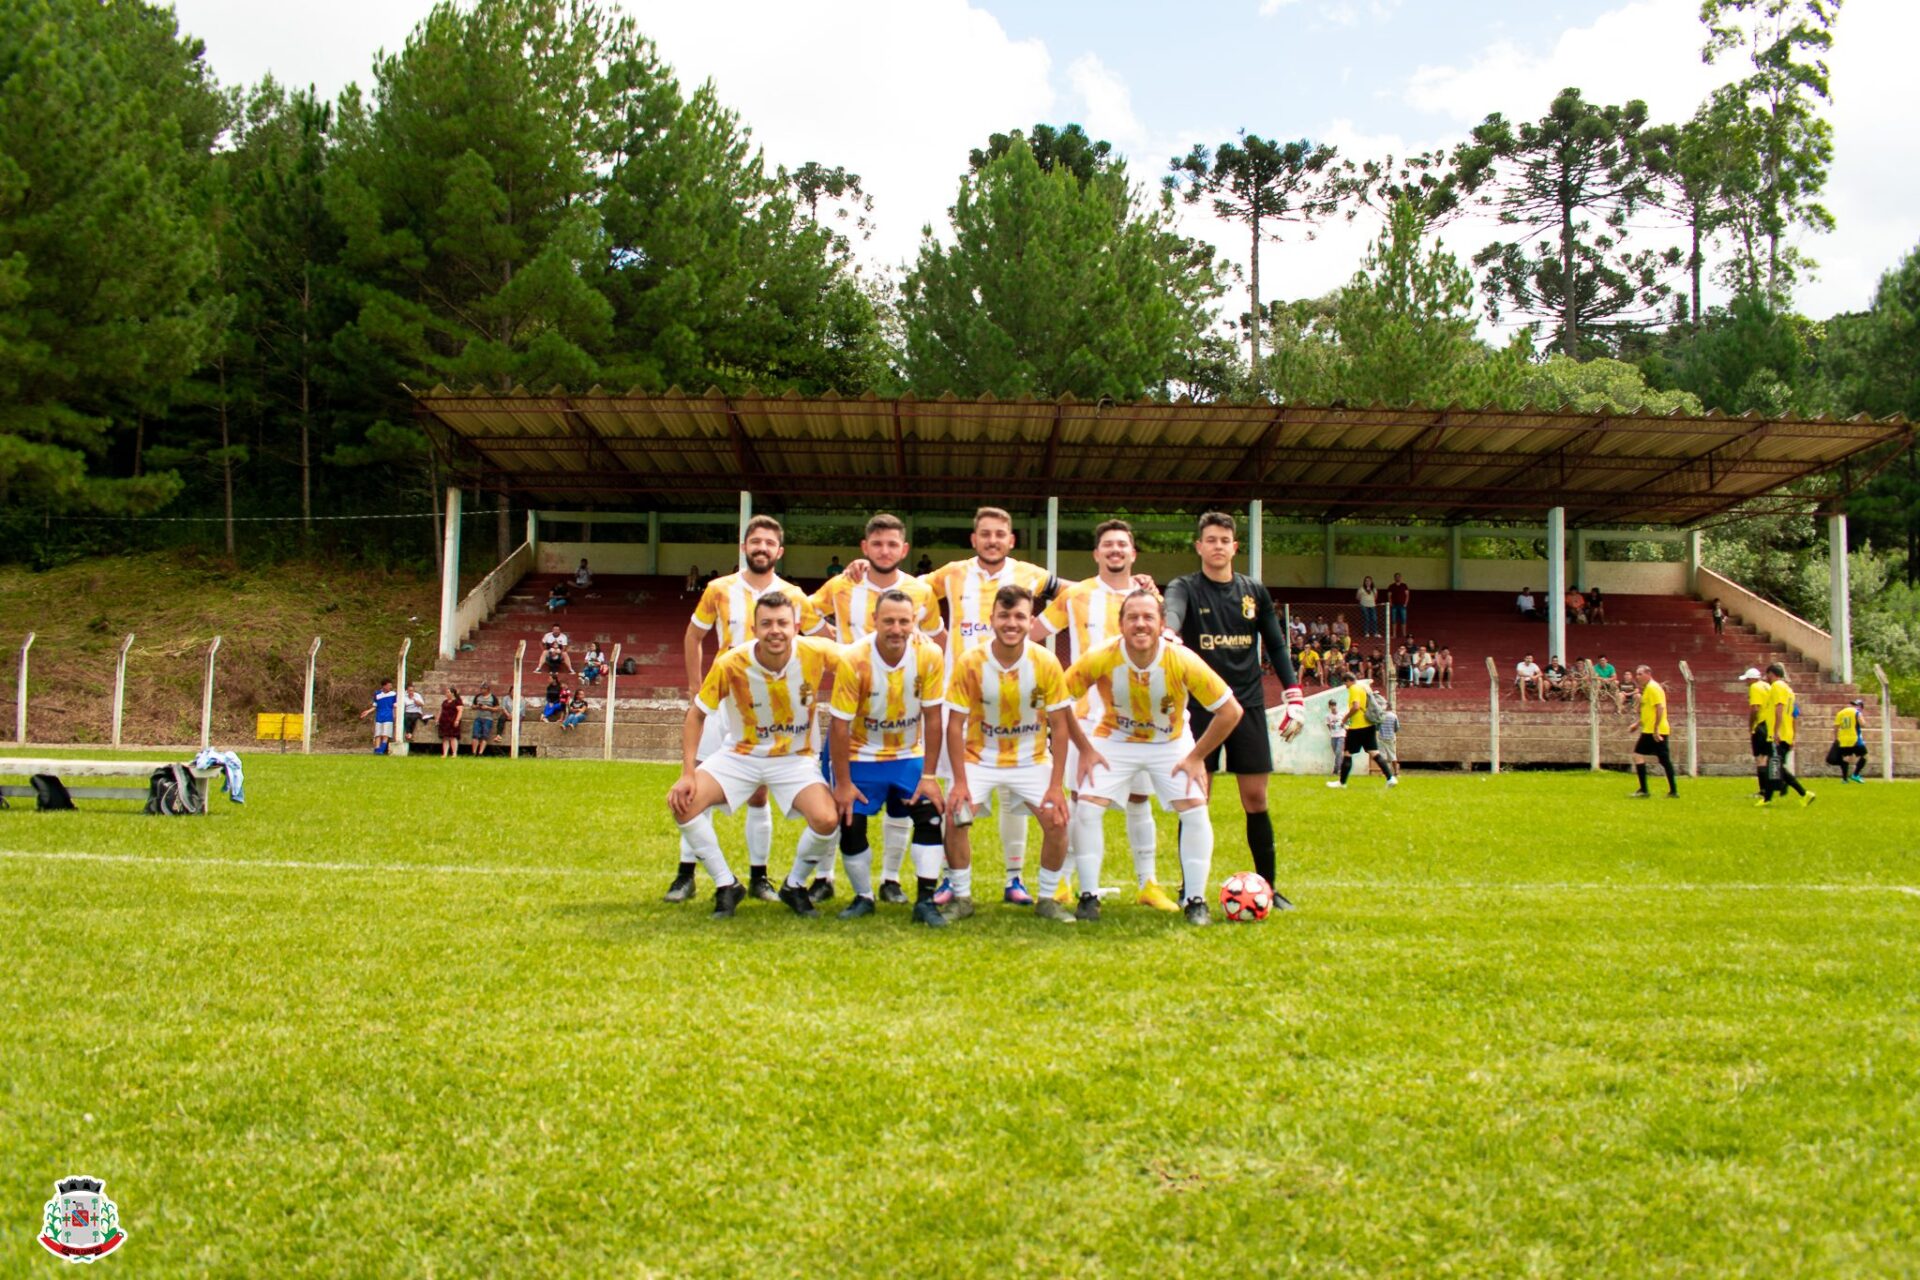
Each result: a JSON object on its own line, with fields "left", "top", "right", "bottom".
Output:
{"left": 1220, "top": 872, "right": 1273, "bottom": 923}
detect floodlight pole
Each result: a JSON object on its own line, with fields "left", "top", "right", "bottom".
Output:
{"left": 14, "top": 632, "right": 34, "bottom": 745}
{"left": 394, "top": 637, "right": 411, "bottom": 757}
{"left": 112, "top": 633, "right": 135, "bottom": 749}
{"left": 510, "top": 639, "right": 526, "bottom": 759}
{"left": 303, "top": 637, "right": 322, "bottom": 755}
{"left": 1484, "top": 655, "right": 1500, "bottom": 774}
{"left": 602, "top": 643, "right": 622, "bottom": 762}
{"left": 200, "top": 635, "right": 223, "bottom": 752}
{"left": 1874, "top": 663, "right": 1893, "bottom": 782}
{"left": 1676, "top": 660, "right": 1698, "bottom": 778}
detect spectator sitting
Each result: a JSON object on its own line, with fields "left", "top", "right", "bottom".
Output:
{"left": 545, "top": 582, "right": 570, "bottom": 612}
{"left": 542, "top": 678, "right": 567, "bottom": 723}
{"left": 402, "top": 683, "right": 426, "bottom": 742}
{"left": 581, "top": 643, "right": 607, "bottom": 686}
{"left": 1290, "top": 616, "right": 1308, "bottom": 648}
{"left": 1587, "top": 586, "right": 1608, "bottom": 625}
{"left": 1544, "top": 655, "right": 1571, "bottom": 699}
{"left": 541, "top": 643, "right": 569, "bottom": 675}
{"left": 1298, "top": 645, "right": 1322, "bottom": 686}
{"left": 1515, "top": 588, "right": 1539, "bottom": 620}
{"left": 1437, "top": 646, "right": 1454, "bottom": 689}
{"left": 1590, "top": 653, "right": 1623, "bottom": 711}
{"left": 540, "top": 625, "right": 571, "bottom": 666}
{"left": 1410, "top": 645, "right": 1437, "bottom": 686}
{"left": 684, "top": 564, "right": 700, "bottom": 594}
{"left": 825, "top": 555, "right": 845, "bottom": 579}
{"left": 561, "top": 690, "right": 590, "bottom": 731}
{"left": 575, "top": 558, "right": 593, "bottom": 587}
{"left": 1353, "top": 651, "right": 1373, "bottom": 682}
{"left": 1323, "top": 647, "right": 1347, "bottom": 683}
{"left": 1564, "top": 589, "right": 1587, "bottom": 625}
{"left": 1331, "top": 617, "right": 1352, "bottom": 651}
{"left": 916, "top": 553, "right": 933, "bottom": 574}
{"left": 1515, "top": 654, "right": 1545, "bottom": 701}
{"left": 1395, "top": 643, "right": 1412, "bottom": 684}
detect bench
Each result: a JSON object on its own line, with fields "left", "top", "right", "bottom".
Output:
{"left": 0, "top": 758, "right": 221, "bottom": 811}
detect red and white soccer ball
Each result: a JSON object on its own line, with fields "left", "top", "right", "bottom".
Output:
{"left": 1220, "top": 872, "right": 1274, "bottom": 923}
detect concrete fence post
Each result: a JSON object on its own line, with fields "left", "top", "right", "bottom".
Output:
{"left": 112, "top": 633, "right": 135, "bottom": 749}
{"left": 200, "top": 636, "right": 223, "bottom": 751}
{"left": 1586, "top": 659, "right": 1600, "bottom": 771}
{"left": 394, "top": 638, "right": 411, "bottom": 758}
{"left": 303, "top": 637, "right": 322, "bottom": 754}
{"left": 14, "top": 632, "right": 35, "bottom": 745}
{"left": 1875, "top": 663, "right": 1894, "bottom": 782}
{"left": 510, "top": 639, "right": 527, "bottom": 759}
{"left": 1484, "top": 655, "right": 1500, "bottom": 775}
{"left": 602, "top": 643, "right": 623, "bottom": 762}
{"left": 1676, "top": 660, "right": 1698, "bottom": 778}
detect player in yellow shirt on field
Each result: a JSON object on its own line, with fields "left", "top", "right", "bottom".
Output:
{"left": 1628, "top": 664, "right": 1678, "bottom": 798}
{"left": 826, "top": 589, "right": 950, "bottom": 926}
{"left": 1758, "top": 661, "right": 1813, "bottom": 807}
{"left": 1064, "top": 591, "right": 1245, "bottom": 926}
{"left": 1743, "top": 665, "right": 1772, "bottom": 798}
{"left": 1830, "top": 697, "right": 1868, "bottom": 784}
{"left": 942, "top": 584, "right": 1076, "bottom": 923}
{"left": 667, "top": 595, "right": 844, "bottom": 918}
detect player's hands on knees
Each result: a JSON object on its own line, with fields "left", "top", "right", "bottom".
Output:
{"left": 834, "top": 781, "right": 866, "bottom": 826}
{"left": 1174, "top": 754, "right": 1211, "bottom": 800}
{"left": 667, "top": 773, "right": 698, "bottom": 821}
{"left": 947, "top": 781, "right": 972, "bottom": 820}
{"left": 1038, "top": 787, "right": 1069, "bottom": 829}
{"left": 910, "top": 776, "right": 945, "bottom": 815}
{"left": 1076, "top": 747, "right": 1109, "bottom": 790}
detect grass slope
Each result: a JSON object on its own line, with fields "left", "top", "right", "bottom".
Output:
{"left": 2, "top": 758, "right": 1916, "bottom": 1276}
{"left": 0, "top": 552, "right": 439, "bottom": 748}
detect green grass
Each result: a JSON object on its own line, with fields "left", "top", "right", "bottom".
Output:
{"left": 2, "top": 756, "right": 1916, "bottom": 1277}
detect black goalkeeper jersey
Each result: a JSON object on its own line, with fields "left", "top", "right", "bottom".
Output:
{"left": 1162, "top": 570, "right": 1296, "bottom": 707}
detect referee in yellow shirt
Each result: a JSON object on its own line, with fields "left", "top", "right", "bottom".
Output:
{"left": 1628, "top": 664, "right": 1678, "bottom": 798}
{"left": 1758, "top": 661, "right": 1813, "bottom": 806}
{"left": 1831, "top": 697, "right": 1868, "bottom": 784}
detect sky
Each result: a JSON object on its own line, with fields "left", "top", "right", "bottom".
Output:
{"left": 170, "top": 0, "right": 1919, "bottom": 328}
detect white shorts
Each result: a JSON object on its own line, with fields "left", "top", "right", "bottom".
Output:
{"left": 1074, "top": 736, "right": 1205, "bottom": 810}
{"left": 953, "top": 761, "right": 1060, "bottom": 823}
{"left": 373, "top": 721, "right": 395, "bottom": 739}
{"left": 1065, "top": 732, "right": 1151, "bottom": 801}
{"left": 698, "top": 751, "right": 828, "bottom": 819}
{"left": 695, "top": 709, "right": 731, "bottom": 762}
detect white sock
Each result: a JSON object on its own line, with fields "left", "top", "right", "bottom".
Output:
{"left": 786, "top": 826, "right": 836, "bottom": 888}
{"left": 910, "top": 842, "right": 944, "bottom": 883}
{"left": 746, "top": 803, "right": 773, "bottom": 870}
{"left": 1036, "top": 862, "right": 1063, "bottom": 899}
{"left": 949, "top": 866, "right": 973, "bottom": 899}
{"left": 1126, "top": 798, "right": 1158, "bottom": 888}
{"left": 1176, "top": 806, "right": 1214, "bottom": 904}
{"left": 999, "top": 803, "right": 1026, "bottom": 881}
{"left": 1072, "top": 802, "right": 1106, "bottom": 897}
{"left": 843, "top": 850, "right": 874, "bottom": 899}
{"left": 880, "top": 814, "right": 911, "bottom": 882}
{"left": 677, "top": 812, "right": 735, "bottom": 888}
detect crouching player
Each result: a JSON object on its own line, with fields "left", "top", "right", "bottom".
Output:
{"left": 1065, "top": 591, "right": 1243, "bottom": 925}
{"left": 943, "top": 584, "right": 1076, "bottom": 923}
{"left": 827, "top": 589, "right": 950, "bottom": 926}
{"left": 667, "top": 595, "right": 843, "bottom": 918}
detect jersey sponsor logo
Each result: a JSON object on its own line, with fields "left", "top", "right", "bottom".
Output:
{"left": 1198, "top": 634, "right": 1254, "bottom": 650}
{"left": 862, "top": 715, "right": 917, "bottom": 734}
{"left": 1109, "top": 712, "right": 1161, "bottom": 735}
{"left": 958, "top": 621, "right": 993, "bottom": 639}
{"left": 981, "top": 722, "right": 1040, "bottom": 738}
{"left": 754, "top": 721, "right": 809, "bottom": 740}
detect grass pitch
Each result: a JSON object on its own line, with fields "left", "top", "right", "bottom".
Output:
{"left": 2, "top": 753, "right": 1916, "bottom": 1277}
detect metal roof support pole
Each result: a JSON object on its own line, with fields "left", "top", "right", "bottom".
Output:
{"left": 737, "top": 490, "right": 752, "bottom": 573}
{"left": 1828, "top": 513, "right": 1852, "bottom": 684}
{"left": 1448, "top": 525, "right": 1463, "bottom": 591}
{"left": 1572, "top": 528, "right": 1588, "bottom": 589}
{"left": 1684, "top": 528, "right": 1701, "bottom": 595}
{"left": 1045, "top": 496, "right": 1059, "bottom": 578}
{"left": 1249, "top": 500, "right": 1264, "bottom": 583}
{"left": 439, "top": 485, "right": 463, "bottom": 660}
{"left": 647, "top": 512, "right": 660, "bottom": 575}
{"left": 1546, "top": 507, "right": 1567, "bottom": 672}
{"left": 1322, "top": 524, "right": 1336, "bottom": 589}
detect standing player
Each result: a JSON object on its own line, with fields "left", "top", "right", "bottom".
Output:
{"left": 827, "top": 589, "right": 950, "bottom": 926}
{"left": 1162, "top": 511, "right": 1305, "bottom": 908}
{"left": 808, "top": 513, "right": 944, "bottom": 905}
{"left": 1743, "top": 665, "right": 1771, "bottom": 797}
{"left": 1327, "top": 670, "right": 1397, "bottom": 788}
{"left": 665, "top": 515, "right": 825, "bottom": 904}
{"left": 1757, "top": 661, "right": 1813, "bottom": 807}
{"left": 666, "top": 596, "right": 843, "bottom": 918}
{"left": 943, "top": 585, "right": 1076, "bottom": 924}
{"left": 1627, "top": 664, "right": 1679, "bottom": 798}
{"left": 1032, "top": 519, "right": 1174, "bottom": 911}
{"left": 1831, "top": 697, "right": 1867, "bottom": 784}
{"left": 1064, "top": 591, "right": 1244, "bottom": 926}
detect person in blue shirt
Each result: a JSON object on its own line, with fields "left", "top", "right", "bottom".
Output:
{"left": 359, "top": 678, "right": 399, "bottom": 755}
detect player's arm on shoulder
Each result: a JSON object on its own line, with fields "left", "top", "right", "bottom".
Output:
{"left": 1161, "top": 576, "right": 1190, "bottom": 639}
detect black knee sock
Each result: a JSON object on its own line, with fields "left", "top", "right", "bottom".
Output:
{"left": 1756, "top": 763, "right": 1769, "bottom": 794}
{"left": 677, "top": 859, "right": 695, "bottom": 877}
{"left": 1339, "top": 752, "right": 1353, "bottom": 784}
{"left": 1661, "top": 756, "right": 1677, "bottom": 795}
{"left": 1246, "top": 810, "right": 1275, "bottom": 887}
{"left": 1635, "top": 763, "right": 1648, "bottom": 792}
{"left": 916, "top": 875, "right": 938, "bottom": 902}
{"left": 1783, "top": 768, "right": 1805, "bottom": 796}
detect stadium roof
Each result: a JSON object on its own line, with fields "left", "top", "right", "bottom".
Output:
{"left": 412, "top": 386, "right": 1913, "bottom": 527}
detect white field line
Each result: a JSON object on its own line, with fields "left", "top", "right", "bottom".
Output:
{"left": 0, "top": 850, "right": 1916, "bottom": 899}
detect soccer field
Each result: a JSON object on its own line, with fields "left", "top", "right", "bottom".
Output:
{"left": 3, "top": 755, "right": 1916, "bottom": 1276}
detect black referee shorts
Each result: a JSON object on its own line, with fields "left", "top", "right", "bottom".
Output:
{"left": 1634, "top": 733, "right": 1670, "bottom": 758}
{"left": 1190, "top": 698, "right": 1271, "bottom": 775}
{"left": 1345, "top": 725, "right": 1380, "bottom": 754}
{"left": 1750, "top": 728, "right": 1770, "bottom": 757}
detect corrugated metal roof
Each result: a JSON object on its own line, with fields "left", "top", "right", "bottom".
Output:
{"left": 413, "top": 386, "right": 1913, "bottom": 526}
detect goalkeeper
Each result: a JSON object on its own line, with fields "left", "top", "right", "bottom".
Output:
{"left": 1162, "top": 510, "right": 1304, "bottom": 909}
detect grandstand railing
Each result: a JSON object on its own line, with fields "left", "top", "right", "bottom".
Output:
{"left": 450, "top": 539, "right": 534, "bottom": 656}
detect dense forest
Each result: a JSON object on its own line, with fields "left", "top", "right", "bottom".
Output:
{"left": 0, "top": 0, "right": 1913, "bottom": 673}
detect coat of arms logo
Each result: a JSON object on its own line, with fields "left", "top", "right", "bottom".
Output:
{"left": 39, "top": 1176, "right": 125, "bottom": 1263}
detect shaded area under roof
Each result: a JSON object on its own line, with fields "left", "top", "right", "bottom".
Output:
{"left": 412, "top": 387, "right": 1913, "bottom": 527}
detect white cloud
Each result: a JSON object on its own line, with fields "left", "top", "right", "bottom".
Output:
{"left": 1258, "top": 0, "right": 1306, "bottom": 14}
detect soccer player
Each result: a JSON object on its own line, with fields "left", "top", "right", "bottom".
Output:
{"left": 1327, "top": 670, "right": 1397, "bottom": 788}
{"left": 807, "top": 513, "right": 944, "bottom": 905}
{"left": 1032, "top": 519, "right": 1176, "bottom": 911}
{"left": 942, "top": 584, "right": 1075, "bottom": 923}
{"left": 1628, "top": 664, "right": 1678, "bottom": 798}
{"left": 1162, "top": 511, "right": 1305, "bottom": 907}
{"left": 1757, "top": 662, "right": 1812, "bottom": 807}
{"left": 1831, "top": 697, "right": 1868, "bottom": 783}
{"left": 827, "top": 589, "right": 950, "bottom": 926}
{"left": 1064, "top": 590, "right": 1244, "bottom": 926}
{"left": 666, "top": 596, "right": 843, "bottom": 918}
{"left": 1743, "top": 665, "right": 1771, "bottom": 797}
{"left": 665, "top": 515, "right": 825, "bottom": 904}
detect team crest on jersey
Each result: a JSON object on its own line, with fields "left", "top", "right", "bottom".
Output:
{"left": 1029, "top": 687, "right": 1047, "bottom": 710}
{"left": 1160, "top": 695, "right": 1176, "bottom": 717}
{"left": 39, "top": 1177, "right": 124, "bottom": 1262}
{"left": 1240, "top": 594, "right": 1256, "bottom": 619}
{"left": 912, "top": 677, "right": 924, "bottom": 700}
{"left": 798, "top": 681, "right": 814, "bottom": 706}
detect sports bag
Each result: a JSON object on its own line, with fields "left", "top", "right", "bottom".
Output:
{"left": 1365, "top": 686, "right": 1390, "bottom": 724}
{"left": 30, "top": 774, "right": 75, "bottom": 811}
{"left": 145, "top": 765, "right": 205, "bottom": 816}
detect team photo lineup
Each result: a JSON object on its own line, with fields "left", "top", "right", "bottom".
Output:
{"left": 667, "top": 505, "right": 1341, "bottom": 928}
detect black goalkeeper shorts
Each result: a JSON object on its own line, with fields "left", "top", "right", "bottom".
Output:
{"left": 1190, "top": 698, "right": 1271, "bottom": 775}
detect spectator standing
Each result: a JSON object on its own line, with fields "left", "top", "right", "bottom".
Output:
{"left": 402, "top": 684, "right": 426, "bottom": 742}
{"left": 575, "top": 558, "right": 593, "bottom": 587}
{"left": 561, "top": 690, "right": 591, "bottom": 731}
{"left": 1711, "top": 598, "right": 1726, "bottom": 634}
{"left": 1325, "top": 698, "right": 1347, "bottom": 778}
{"left": 360, "top": 679, "right": 399, "bottom": 754}
{"left": 1586, "top": 586, "right": 1607, "bottom": 625}
{"left": 470, "top": 683, "right": 501, "bottom": 756}
{"left": 825, "top": 555, "right": 845, "bottom": 579}
{"left": 1356, "top": 575, "right": 1379, "bottom": 636}
{"left": 916, "top": 553, "right": 934, "bottom": 574}
{"left": 1514, "top": 654, "right": 1544, "bottom": 701}
{"left": 1387, "top": 573, "right": 1411, "bottom": 632}
{"left": 1377, "top": 699, "right": 1400, "bottom": 770}
{"left": 1830, "top": 697, "right": 1868, "bottom": 783}
{"left": 436, "top": 688, "right": 464, "bottom": 757}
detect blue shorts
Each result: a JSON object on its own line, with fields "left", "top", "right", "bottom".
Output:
{"left": 823, "top": 756, "right": 928, "bottom": 816}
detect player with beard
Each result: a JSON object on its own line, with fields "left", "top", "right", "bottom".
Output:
{"left": 806, "top": 513, "right": 944, "bottom": 905}
{"left": 664, "top": 515, "right": 825, "bottom": 905}
{"left": 1161, "top": 510, "right": 1305, "bottom": 909}
{"left": 1032, "top": 519, "right": 1176, "bottom": 911}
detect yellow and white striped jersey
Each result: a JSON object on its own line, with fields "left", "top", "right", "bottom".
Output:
{"left": 810, "top": 573, "right": 944, "bottom": 643}
{"left": 922, "top": 557, "right": 1053, "bottom": 659}
{"left": 946, "top": 641, "right": 1071, "bottom": 768}
{"left": 696, "top": 637, "right": 840, "bottom": 759}
{"left": 1065, "top": 637, "right": 1231, "bottom": 744}
{"left": 691, "top": 572, "right": 823, "bottom": 649}
{"left": 1037, "top": 577, "right": 1133, "bottom": 717}
{"left": 830, "top": 632, "right": 946, "bottom": 762}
